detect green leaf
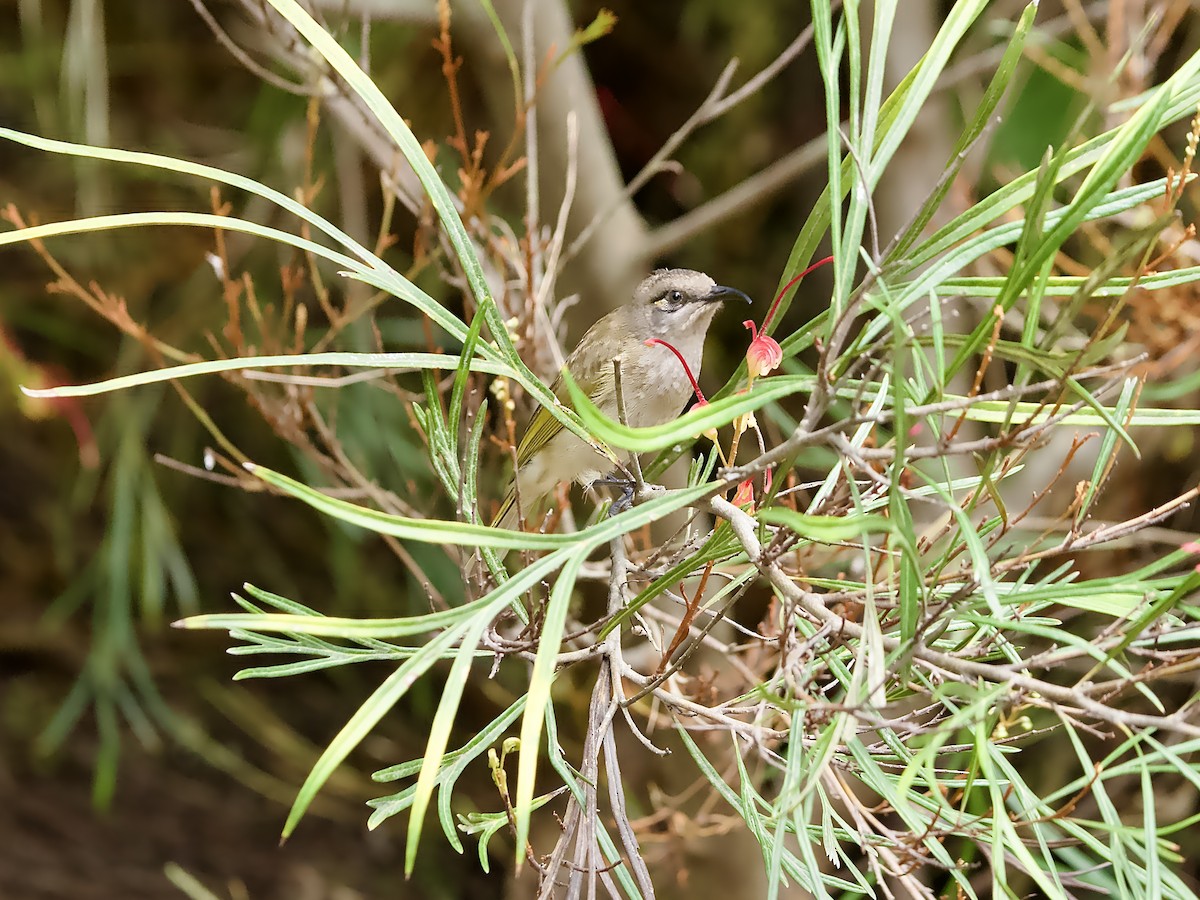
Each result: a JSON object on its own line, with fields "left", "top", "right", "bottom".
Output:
{"left": 564, "top": 370, "right": 808, "bottom": 453}
{"left": 19, "top": 351, "right": 516, "bottom": 399}
{"left": 405, "top": 613, "right": 495, "bottom": 872}
{"left": 513, "top": 551, "right": 587, "bottom": 866}
{"left": 756, "top": 507, "right": 892, "bottom": 542}
{"left": 282, "top": 623, "right": 466, "bottom": 840}
{"left": 887, "top": 1, "right": 1037, "bottom": 264}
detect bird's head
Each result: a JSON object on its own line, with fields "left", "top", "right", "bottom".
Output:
{"left": 632, "top": 268, "right": 752, "bottom": 340}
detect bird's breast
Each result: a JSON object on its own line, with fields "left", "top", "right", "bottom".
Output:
{"left": 621, "top": 344, "right": 704, "bottom": 428}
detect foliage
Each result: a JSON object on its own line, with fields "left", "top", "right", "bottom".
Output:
{"left": 8, "top": 0, "right": 1200, "bottom": 897}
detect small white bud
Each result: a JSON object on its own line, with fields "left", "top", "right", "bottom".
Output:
{"left": 205, "top": 252, "right": 225, "bottom": 281}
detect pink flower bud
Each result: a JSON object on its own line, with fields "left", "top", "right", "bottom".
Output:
{"left": 689, "top": 397, "right": 720, "bottom": 444}
{"left": 743, "top": 320, "right": 782, "bottom": 380}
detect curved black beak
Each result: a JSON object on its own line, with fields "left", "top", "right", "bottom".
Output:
{"left": 706, "top": 284, "right": 753, "bottom": 305}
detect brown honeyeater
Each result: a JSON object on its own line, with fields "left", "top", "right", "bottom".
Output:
{"left": 493, "top": 269, "right": 750, "bottom": 529}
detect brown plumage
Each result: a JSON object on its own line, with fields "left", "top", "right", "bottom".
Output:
{"left": 493, "top": 269, "right": 750, "bottom": 529}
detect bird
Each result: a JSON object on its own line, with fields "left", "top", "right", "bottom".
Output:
{"left": 492, "top": 268, "right": 750, "bottom": 530}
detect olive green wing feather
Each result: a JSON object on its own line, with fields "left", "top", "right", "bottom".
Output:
{"left": 492, "top": 361, "right": 610, "bottom": 528}
{"left": 515, "top": 363, "right": 608, "bottom": 467}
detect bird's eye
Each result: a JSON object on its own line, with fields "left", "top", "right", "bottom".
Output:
{"left": 655, "top": 290, "right": 685, "bottom": 310}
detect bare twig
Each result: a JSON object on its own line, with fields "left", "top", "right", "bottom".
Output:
{"left": 704, "top": 496, "right": 1200, "bottom": 740}
{"left": 560, "top": 14, "right": 828, "bottom": 271}
{"left": 188, "top": 0, "right": 314, "bottom": 94}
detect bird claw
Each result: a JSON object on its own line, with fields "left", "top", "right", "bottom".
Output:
{"left": 609, "top": 482, "right": 636, "bottom": 517}
{"left": 593, "top": 474, "right": 637, "bottom": 516}
{"left": 594, "top": 474, "right": 668, "bottom": 516}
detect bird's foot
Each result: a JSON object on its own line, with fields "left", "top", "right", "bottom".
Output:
{"left": 610, "top": 482, "right": 635, "bottom": 516}
{"left": 594, "top": 475, "right": 636, "bottom": 516}
{"left": 594, "top": 476, "right": 667, "bottom": 516}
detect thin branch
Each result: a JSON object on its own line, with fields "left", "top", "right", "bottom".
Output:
{"left": 705, "top": 497, "right": 1200, "bottom": 740}
{"left": 561, "top": 14, "right": 827, "bottom": 270}
{"left": 187, "top": 0, "right": 314, "bottom": 94}
{"left": 531, "top": 111, "right": 579, "bottom": 375}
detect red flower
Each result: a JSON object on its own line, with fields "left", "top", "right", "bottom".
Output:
{"left": 739, "top": 256, "right": 833, "bottom": 386}
{"left": 743, "top": 320, "right": 783, "bottom": 380}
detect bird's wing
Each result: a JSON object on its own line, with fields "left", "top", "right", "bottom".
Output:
{"left": 492, "top": 327, "right": 617, "bottom": 529}
{"left": 514, "top": 403, "right": 559, "bottom": 468}
{"left": 492, "top": 365, "right": 604, "bottom": 529}
{"left": 515, "top": 364, "right": 605, "bottom": 466}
